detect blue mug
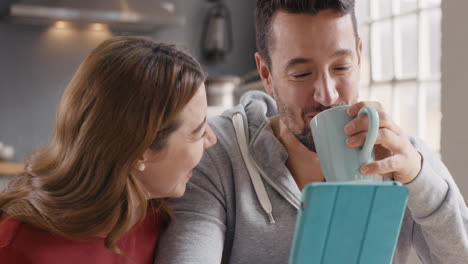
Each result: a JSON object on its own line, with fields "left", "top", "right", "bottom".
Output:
{"left": 310, "top": 105, "right": 383, "bottom": 182}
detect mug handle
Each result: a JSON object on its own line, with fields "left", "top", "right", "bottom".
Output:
{"left": 357, "top": 105, "right": 380, "bottom": 165}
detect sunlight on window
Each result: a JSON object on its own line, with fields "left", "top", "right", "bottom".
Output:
{"left": 356, "top": 0, "right": 441, "bottom": 154}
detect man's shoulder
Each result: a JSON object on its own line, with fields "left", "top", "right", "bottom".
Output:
{"left": 208, "top": 114, "right": 235, "bottom": 134}
{"left": 196, "top": 112, "right": 244, "bottom": 179}
{"left": 206, "top": 105, "right": 246, "bottom": 150}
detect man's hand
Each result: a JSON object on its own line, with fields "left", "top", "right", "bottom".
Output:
{"left": 344, "top": 101, "right": 422, "bottom": 184}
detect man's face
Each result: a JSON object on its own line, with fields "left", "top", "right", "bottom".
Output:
{"left": 257, "top": 9, "right": 362, "bottom": 151}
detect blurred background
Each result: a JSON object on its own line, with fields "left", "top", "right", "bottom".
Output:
{"left": 0, "top": 0, "right": 258, "bottom": 167}
{"left": 0, "top": 1, "right": 466, "bottom": 262}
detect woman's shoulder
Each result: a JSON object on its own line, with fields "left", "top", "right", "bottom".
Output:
{"left": 0, "top": 208, "right": 162, "bottom": 263}
{"left": 0, "top": 216, "right": 22, "bottom": 248}
{"left": 0, "top": 215, "right": 67, "bottom": 247}
{"left": 0, "top": 216, "right": 101, "bottom": 263}
{"left": 0, "top": 216, "right": 50, "bottom": 263}
{"left": 0, "top": 206, "right": 162, "bottom": 242}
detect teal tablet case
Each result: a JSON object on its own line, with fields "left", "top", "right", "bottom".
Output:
{"left": 289, "top": 182, "right": 409, "bottom": 264}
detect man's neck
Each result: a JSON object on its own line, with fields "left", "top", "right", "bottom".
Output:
{"left": 269, "top": 116, "right": 325, "bottom": 190}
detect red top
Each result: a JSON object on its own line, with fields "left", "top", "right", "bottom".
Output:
{"left": 0, "top": 209, "right": 161, "bottom": 264}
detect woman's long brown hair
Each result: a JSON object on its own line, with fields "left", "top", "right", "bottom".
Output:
{"left": 0, "top": 36, "right": 205, "bottom": 254}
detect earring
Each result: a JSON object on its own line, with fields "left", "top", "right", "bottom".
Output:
{"left": 138, "top": 163, "right": 146, "bottom": 172}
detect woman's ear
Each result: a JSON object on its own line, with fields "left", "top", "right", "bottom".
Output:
{"left": 134, "top": 150, "right": 150, "bottom": 172}
{"left": 255, "top": 52, "right": 274, "bottom": 96}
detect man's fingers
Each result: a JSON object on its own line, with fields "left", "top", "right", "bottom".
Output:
{"left": 345, "top": 110, "right": 400, "bottom": 136}
{"left": 346, "top": 128, "right": 404, "bottom": 153}
{"left": 347, "top": 101, "right": 385, "bottom": 117}
{"left": 361, "top": 155, "right": 401, "bottom": 176}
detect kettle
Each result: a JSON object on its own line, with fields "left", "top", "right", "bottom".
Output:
{"left": 201, "top": 0, "right": 233, "bottom": 63}
{"left": 205, "top": 75, "right": 241, "bottom": 108}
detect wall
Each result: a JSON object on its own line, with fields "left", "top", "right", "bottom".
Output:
{"left": 441, "top": 0, "right": 468, "bottom": 200}
{"left": 0, "top": 0, "right": 256, "bottom": 162}
{"left": 0, "top": 25, "right": 112, "bottom": 162}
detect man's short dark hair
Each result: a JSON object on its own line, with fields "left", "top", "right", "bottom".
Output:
{"left": 255, "top": 0, "right": 359, "bottom": 69}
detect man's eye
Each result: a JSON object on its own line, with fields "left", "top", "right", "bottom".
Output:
{"left": 335, "top": 66, "right": 351, "bottom": 71}
{"left": 292, "top": 72, "right": 311, "bottom": 78}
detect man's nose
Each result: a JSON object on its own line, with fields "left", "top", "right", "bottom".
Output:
{"left": 313, "top": 72, "right": 339, "bottom": 107}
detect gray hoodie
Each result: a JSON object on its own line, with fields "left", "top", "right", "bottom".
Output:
{"left": 156, "top": 91, "right": 468, "bottom": 264}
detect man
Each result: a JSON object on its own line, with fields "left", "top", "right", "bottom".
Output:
{"left": 156, "top": 1, "right": 468, "bottom": 263}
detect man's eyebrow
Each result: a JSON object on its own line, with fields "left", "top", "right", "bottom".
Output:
{"left": 285, "top": 57, "right": 312, "bottom": 70}
{"left": 332, "top": 49, "right": 353, "bottom": 58}
{"left": 192, "top": 116, "right": 207, "bottom": 134}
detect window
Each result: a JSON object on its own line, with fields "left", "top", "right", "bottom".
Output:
{"left": 356, "top": 0, "right": 442, "bottom": 153}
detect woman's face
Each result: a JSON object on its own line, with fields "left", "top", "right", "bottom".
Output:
{"left": 135, "top": 84, "right": 217, "bottom": 198}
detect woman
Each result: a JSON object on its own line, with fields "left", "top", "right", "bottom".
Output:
{"left": 0, "top": 36, "right": 216, "bottom": 263}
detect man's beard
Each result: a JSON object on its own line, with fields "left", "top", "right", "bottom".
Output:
{"left": 295, "top": 127, "right": 316, "bottom": 152}
{"left": 273, "top": 92, "right": 338, "bottom": 152}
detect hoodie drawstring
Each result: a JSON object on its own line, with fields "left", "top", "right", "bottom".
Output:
{"left": 232, "top": 113, "right": 275, "bottom": 224}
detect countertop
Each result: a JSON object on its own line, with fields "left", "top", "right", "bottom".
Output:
{"left": 0, "top": 161, "right": 24, "bottom": 175}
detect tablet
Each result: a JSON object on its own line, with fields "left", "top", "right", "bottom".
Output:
{"left": 289, "top": 182, "right": 408, "bottom": 264}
